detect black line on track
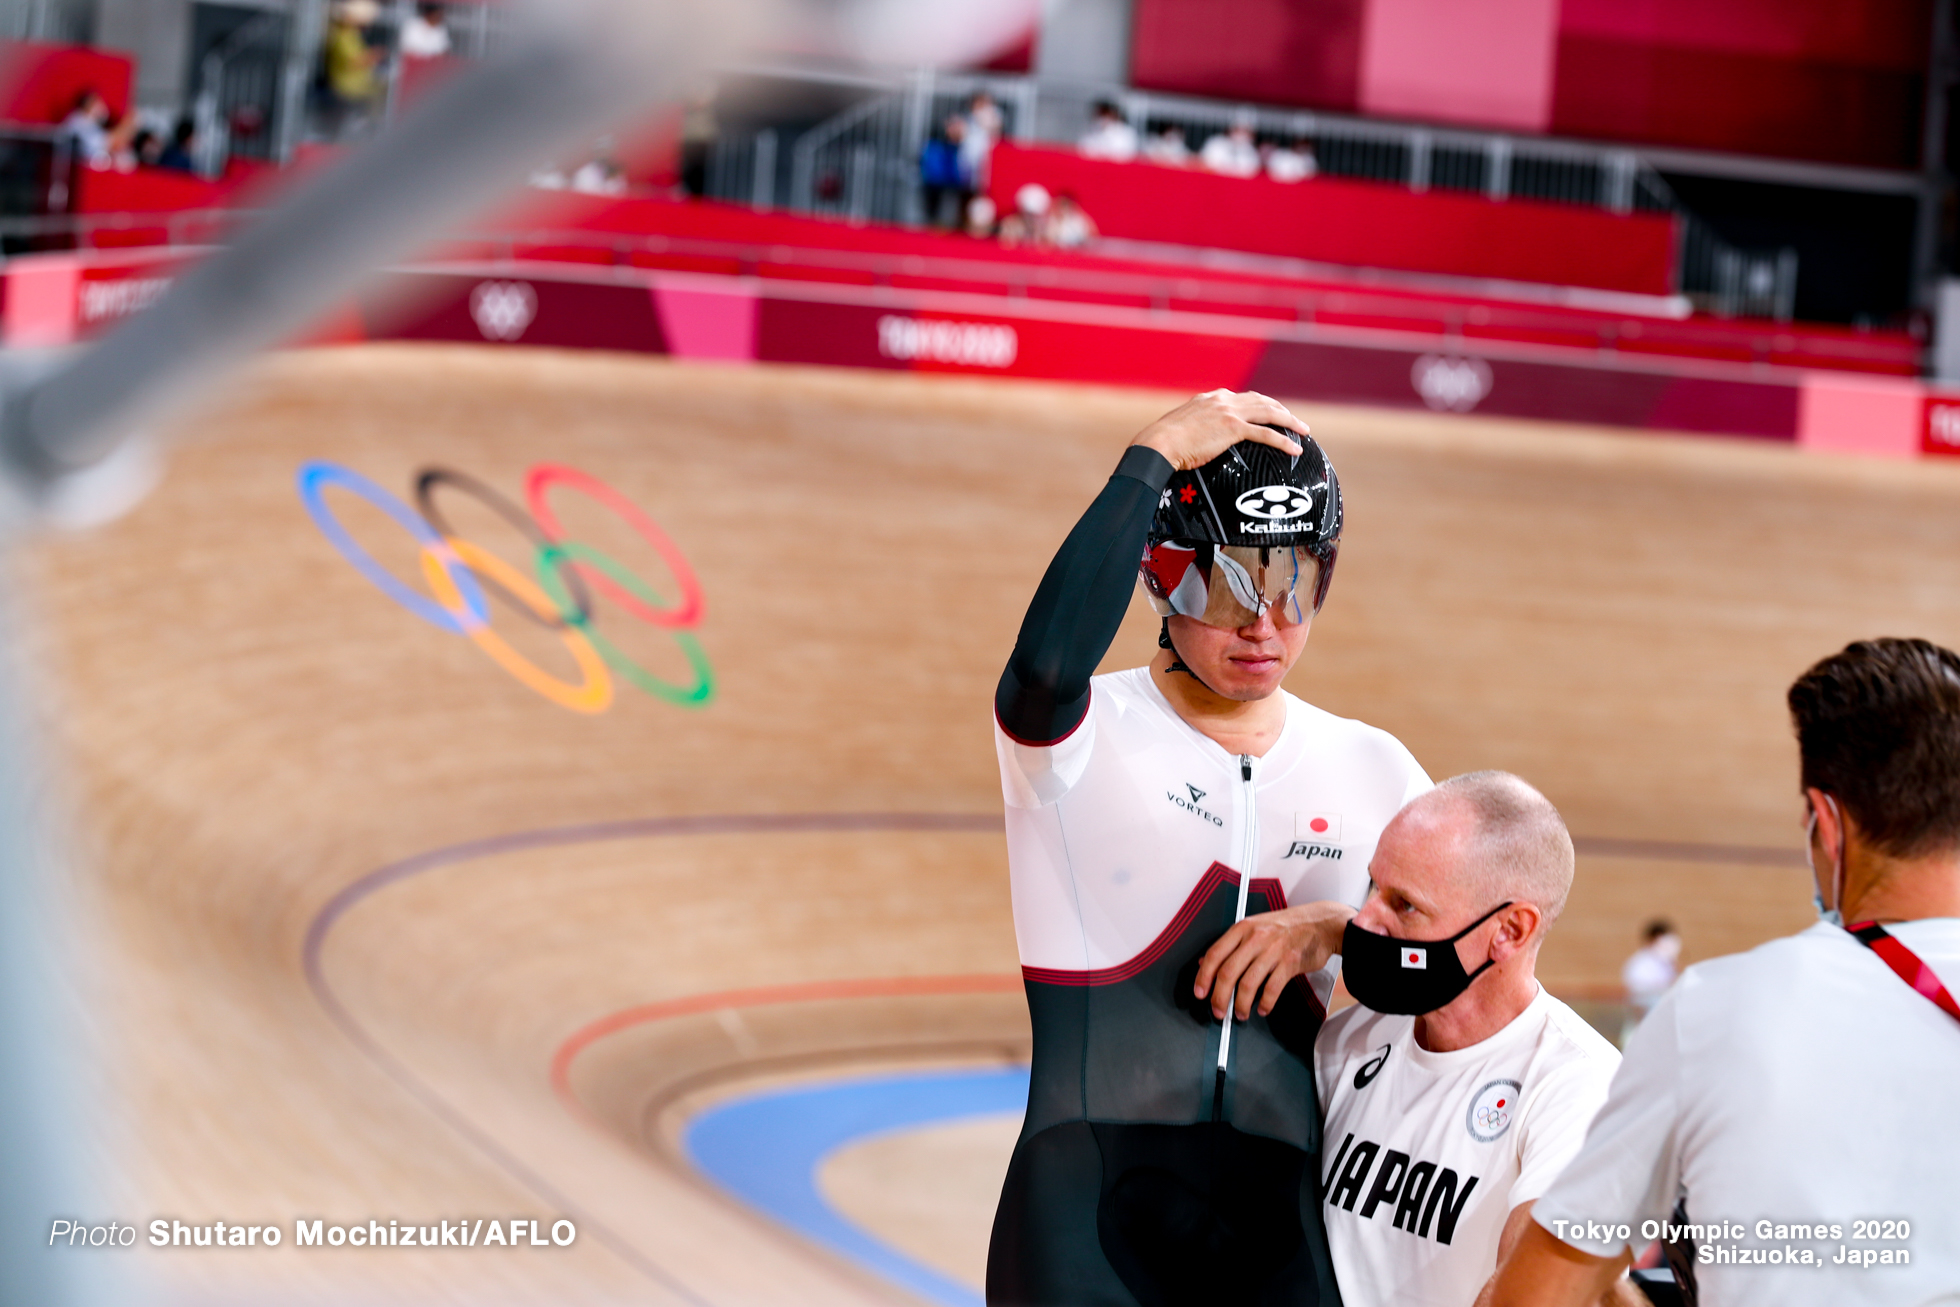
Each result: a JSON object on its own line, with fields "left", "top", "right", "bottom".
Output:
{"left": 298, "top": 810, "right": 1798, "bottom": 1304}
{"left": 300, "top": 812, "right": 1003, "bottom": 1307}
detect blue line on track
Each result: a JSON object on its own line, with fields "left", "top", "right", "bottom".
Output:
{"left": 685, "top": 1067, "right": 1031, "bottom": 1307}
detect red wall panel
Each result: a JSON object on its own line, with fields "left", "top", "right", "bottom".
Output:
{"left": 1130, "top": 0, "right": 1365, "bottom": 111}
{"left": 1558, "top": 0, "right": 1931, "bottom": 67}
{"left": 989, "top": 145, "right": 1677, "bottom": 294}
{"left": 0, "top": 41, "right": 133, "bottom": 125}
{"left": 1550, "top": 0, "right": 1932, "bottom": 168}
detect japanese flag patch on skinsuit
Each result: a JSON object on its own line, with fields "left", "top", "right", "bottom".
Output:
{"left": 1401, "top": 946, "right": 1427, "bottom": 969}
{"left": 1296, "top": 812, "right": 1343, "bottom": 840}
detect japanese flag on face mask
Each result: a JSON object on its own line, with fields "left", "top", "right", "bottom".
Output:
{"left": 1342, "top": 902, "right": 1512, "bottom": 1015}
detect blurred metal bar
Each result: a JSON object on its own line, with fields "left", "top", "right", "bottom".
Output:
{"left": 2, "top": 4, "right": 730, "bottom": 489}
{"left": 0, "top": 581, "right": 116, "bottom": 1307}
{"left": 0, "top": 7, "right": 739, "bottom": 1302}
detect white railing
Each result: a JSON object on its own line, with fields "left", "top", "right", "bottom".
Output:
{"left": 190, "top": 9, "right": 289, "bottom": 178}
{"left": 782, "top": 70, "right": 1035, "bottom": 225}
{"left": 710, "top": 70, "right": 1799, "bottom": 320}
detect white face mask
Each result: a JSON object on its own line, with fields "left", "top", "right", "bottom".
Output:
{"left": 1805, "top": 795, "right": 1847, "bottom": 928}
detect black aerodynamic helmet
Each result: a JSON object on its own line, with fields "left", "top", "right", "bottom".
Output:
{"left": 1140, "top": 430, "right": 1342, "bottom": 626}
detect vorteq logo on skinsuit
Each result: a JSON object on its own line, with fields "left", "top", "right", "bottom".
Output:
{"left": 1168, "top": 783, "right": 1223, "bottom": 826}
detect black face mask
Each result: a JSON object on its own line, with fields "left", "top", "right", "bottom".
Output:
{"left": 1341, "top": 901, "right": 1512, "bottom": 1016}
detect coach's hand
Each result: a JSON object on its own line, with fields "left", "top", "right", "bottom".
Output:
{"left": 1132, "top": 389, "right": 1307, "bottom": 471}
{"left": 1194, "top": 900, "right": 1356, "bottom": 1022}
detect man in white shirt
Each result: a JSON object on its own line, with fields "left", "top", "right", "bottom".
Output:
{"left": 1201, "top": 772, "right": 1628, "bottom": 1305}
{"left": 1079, "top": 100, "right": 1139, "bottom": 163}
{"left": 1618, "top": 919, "right": 1678, "bottom": 1044}
{"left": 1201, "top": 121, "right": 1262, "bottom": 179}
{"left": 399, "top": 2, "right": 451, "bottom": 59}
{"left": 1490, "top": 637, "right": 1960, "bottom": 1307}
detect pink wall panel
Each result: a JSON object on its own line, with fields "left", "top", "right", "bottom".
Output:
{"left": 1358, "top": 0, "right": 1560, "bottom": 131}
{"left": 1797, "top": 373, "right": 1923, "bottom": 459}
{"left": 652, "top": 275, "right": 758, "bottom": 362}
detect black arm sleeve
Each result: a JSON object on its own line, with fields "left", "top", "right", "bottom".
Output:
{"left": 995, "top": 444, "right": 1175, "bottom": 745}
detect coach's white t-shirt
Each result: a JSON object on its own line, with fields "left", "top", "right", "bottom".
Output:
{"left": 1535, "top": 919, "right": 1960, "bottom": 1307}
{"left": 1316, "top": 986, "right": 1620, "bottom": 1306}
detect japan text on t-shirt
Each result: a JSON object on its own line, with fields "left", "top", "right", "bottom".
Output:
{"left": 1315, "top": 986, "right": 1621, "bottom": 1307}
{"left": 1533, "top": 919, "right": 1960, "bottom": 1307}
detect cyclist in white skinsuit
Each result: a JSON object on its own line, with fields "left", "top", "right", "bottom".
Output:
{"left": 987, "top": 391, "right": 1430, "bottom": 1307}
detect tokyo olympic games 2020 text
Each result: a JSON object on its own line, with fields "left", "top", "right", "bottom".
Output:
{"left": 298, "top": 461, "right": 712, "bottom": 715}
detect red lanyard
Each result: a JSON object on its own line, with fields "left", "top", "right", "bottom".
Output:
{"left": 1848, "top": 921, "right": 1960, "bottom": 1025}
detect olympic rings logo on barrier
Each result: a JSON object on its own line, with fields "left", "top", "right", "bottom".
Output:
{"left": 298, "top": 461, "right": 712, "bottom": 715}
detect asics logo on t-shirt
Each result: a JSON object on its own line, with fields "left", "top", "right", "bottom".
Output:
{"left": 1323, "top": 1131, "right": 1481, "bottom": 1247}
{"left": 1353, "top": 1043, "right": 1391, "bottom": 1089}
{"left": 1167, "top": 785, "right": 1223, "bottom": 826}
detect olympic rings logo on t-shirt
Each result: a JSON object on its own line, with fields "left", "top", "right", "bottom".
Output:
{"left": 298, "top": 460, "right": 712, "bottom": 715}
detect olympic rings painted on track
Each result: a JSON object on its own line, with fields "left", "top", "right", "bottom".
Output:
{"left": 415, "top": 467, "right": 595, "bottom": 631}
{"left": 299, "top": 462, "right": 491, "bottom": 635}
{"left": 526, "top": 464, "right": 704, "bottom": 628}
{"left": 538, "top": 542, "right": 713, "bottom": 706}
{"left": 299, "top": 460, "right": 713, "bottom": 714}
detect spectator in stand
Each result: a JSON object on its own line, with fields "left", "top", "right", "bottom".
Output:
{"left": 157, "top": 117, "right": 198, "bottom": 174}
{"left": 1049, "top": 193, "right": 1097, "bottom": 250}
{"left": 1200, "top": 117, "right": 1261, "bottom": 178}
{"left": 960, "top": 90, "right": 1002, "bottom": 193}
{"left": 104, "top": 114, "right": 144, "bottom": 172}
{"left": 1618, "top": 918, "right": 1680, "bottom": 1044}
{"left": 321, "top": 0, "right": 384, "bottom": 135}
{"left": 399, "top": 2, "right": 451, "bottom": 59}
{"left": 1078, "top": 99, "right": 1138, "bottom": 163}
{"left": 132, "top": 127, "right": 161, "bottom": 169}
{"left": 679, "top": 82, "right": 717, "bottom": 199}
{"left": 61, "top": 89, "right": 113, "bottom": 167}
{"left": 919, "top": 114, "right": 971, "bottom": 229}
{"left": 1142, "top": 122, "right": 1191, "bottom": 167}
{"left": 1013, "top": 181, "right": 1051, "bottom": 244}
{"left": 963, "top": 194, "right": 997, "bottom": 239}
{"left": 1266, "top": 136, "right": 1317, "bottom": 183}
{"left": 571, "top": 141, "right": 627, "bottom": 196}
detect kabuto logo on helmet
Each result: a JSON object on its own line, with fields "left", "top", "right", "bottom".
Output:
{"left": 1143, "top": 429, "right": 1344, "bottom": 618}
{"left": 1235, "top": 485, "right": 1313, "bottom": 522}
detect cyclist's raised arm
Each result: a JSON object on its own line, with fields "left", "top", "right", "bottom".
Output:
{"left": 994, "top": 391, "right": 1307, "bottom": 745}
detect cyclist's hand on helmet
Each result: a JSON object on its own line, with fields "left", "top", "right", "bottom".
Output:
{"left": 1194, "top": 899, "right": 1355, "bottom": 1021}
{"left": 1131, "top": 389, "right": 1308, "bottom": 472}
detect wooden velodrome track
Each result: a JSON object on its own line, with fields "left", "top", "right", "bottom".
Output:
{"left": 19, "top": 345, "right": 1960, "bottom": 1305}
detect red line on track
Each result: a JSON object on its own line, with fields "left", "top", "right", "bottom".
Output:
{"left": 549, "top": 973, "right": 1022, "bottom": 1114}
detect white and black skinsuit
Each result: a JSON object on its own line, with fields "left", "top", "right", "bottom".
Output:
{"left": 987, "top": 443, "right": 1429, "bottom": 1307}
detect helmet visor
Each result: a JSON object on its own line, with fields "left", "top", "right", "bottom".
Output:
{"left": 1140, "top": 542, "right": 1320, "bottom": 628}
